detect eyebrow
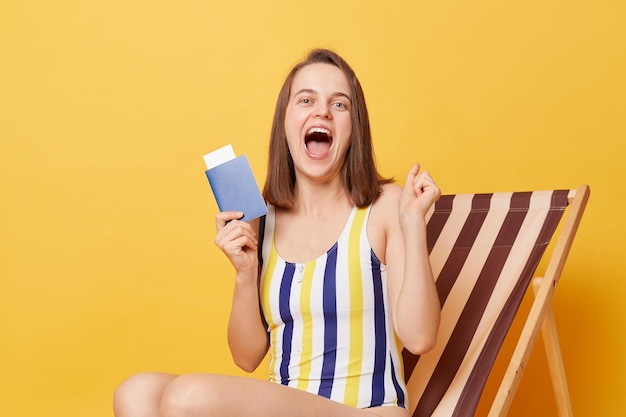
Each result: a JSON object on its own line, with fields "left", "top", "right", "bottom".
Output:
{"left": 293, "top": 88, "right": 352, "bottom": 102}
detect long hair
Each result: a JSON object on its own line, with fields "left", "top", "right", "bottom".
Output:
{"left": 262, "top": 49, "right": 392, "bottom": 208}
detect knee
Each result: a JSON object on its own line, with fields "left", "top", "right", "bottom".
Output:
{"left": 114, "top": 373, "right": 147, "bottom": 415}
{"left": 113, "top": 372, "right": 173, "bottom": 417}
{"left": 160, "top": 374, "right": 225, "bottom": 417}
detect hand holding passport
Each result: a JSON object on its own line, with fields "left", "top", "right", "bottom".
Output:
{"left": 203, "top": 145, "right": 268, "bottom": 222}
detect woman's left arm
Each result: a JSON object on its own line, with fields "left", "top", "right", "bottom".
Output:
{"left": 385, "top": 163, "right": 441, "bottom": 355}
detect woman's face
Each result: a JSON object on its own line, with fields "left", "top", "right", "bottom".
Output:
{"left": 284, "top": 63, "right": 352, "bottom": 183}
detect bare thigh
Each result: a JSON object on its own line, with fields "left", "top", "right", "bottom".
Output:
{"left": 160, "top": 373, "right": 410, "bottom": 417}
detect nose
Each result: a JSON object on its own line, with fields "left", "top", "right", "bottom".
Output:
{"left": 313, "top": 101, "right": 332, "bottom": 119}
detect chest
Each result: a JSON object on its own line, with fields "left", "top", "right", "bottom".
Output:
{"left": 273, "top": 209, "right": 354, "bottom": 264}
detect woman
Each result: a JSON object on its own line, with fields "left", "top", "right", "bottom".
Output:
{"left": 114, "top": 49, "right": 441, "bottom": 417}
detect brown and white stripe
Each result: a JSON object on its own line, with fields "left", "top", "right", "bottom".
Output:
{"left": 403, "top": 189, "right": 572, "bottom": 417}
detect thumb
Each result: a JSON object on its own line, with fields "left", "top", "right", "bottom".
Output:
{"left": 404, "top": 162, "right": 420, "bottom": 192}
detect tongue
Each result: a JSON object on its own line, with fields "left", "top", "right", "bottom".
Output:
{"left": 307, "top": 140, "right": 331, "bottom": 157}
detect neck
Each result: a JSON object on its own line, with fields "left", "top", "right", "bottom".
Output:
{"left": 292, "top": 177, "right": 353, "bottom": 217}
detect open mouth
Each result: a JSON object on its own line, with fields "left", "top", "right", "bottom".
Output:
{"left": 304, "top": 127, "right": 333, "bottom": 158}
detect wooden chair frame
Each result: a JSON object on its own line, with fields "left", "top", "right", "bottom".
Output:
{"left": 488, "top": 185, "right": 589, "bottom": 416}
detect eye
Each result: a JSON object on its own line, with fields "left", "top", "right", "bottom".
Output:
{"left": 297, "top": 97, "right": 313, "bottom": 105}
{"left": 333, "top": 101, "right": 349, "bottom": 110}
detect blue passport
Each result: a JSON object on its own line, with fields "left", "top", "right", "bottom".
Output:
{"left": 203, "top": 145, "right": 268, "bottom": 222}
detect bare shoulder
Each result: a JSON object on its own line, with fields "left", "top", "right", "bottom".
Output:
{"left": 378, "top": 183, "right": 402, "bottom": 204}
{"left": 372, "top": 183, "right": 402, "bottom": 217}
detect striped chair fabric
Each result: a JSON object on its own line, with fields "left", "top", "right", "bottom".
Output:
{"left": 404, "top": 186, "right": 589, "bottom": 417}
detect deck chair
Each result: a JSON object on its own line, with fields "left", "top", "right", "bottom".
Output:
{"left": 403, "top": 185, "right": 590, "bottom": 417}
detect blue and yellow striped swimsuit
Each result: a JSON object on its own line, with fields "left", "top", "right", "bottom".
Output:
{"left": 259, "top": 204, "right": 407, "bottom": 409}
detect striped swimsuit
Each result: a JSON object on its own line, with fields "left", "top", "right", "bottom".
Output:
{"left": 259, "top": 204, "right": 407, "bottom": 409}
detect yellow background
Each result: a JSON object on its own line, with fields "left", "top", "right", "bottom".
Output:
{"left": 1, "top": 1, "right": 624, "bottom": 416}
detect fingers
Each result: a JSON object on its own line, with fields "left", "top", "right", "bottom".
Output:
{"left": 216, "top": 211, "right": 244, "bottom": 231}
{"left": 413, "top": 170, "right": 432, "bottom": 191}
{"left": 414, "top": 170, "right": 441, "bottom": 203}
{"left": 217, "top": 232, "right": 258, "bottom": 256}
{"left": 404, "top": 163, "right": 438, "bottom": 195}
{"left": 215, "top": 218, "right": 258, "bottom": 249}
{"left": 215, "top": 211, "right": 257, "bottom": 248}
{"left": 214, "top": 213, "right": 259, "bottom": 273}
{"left": 401, "top": 163, "right": 441, "bottom": 217}
{"left": 404, "top": 162, "right": 438, "bottom": 197}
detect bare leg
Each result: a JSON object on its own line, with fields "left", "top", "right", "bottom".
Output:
{"left": 114, "top": 372, "right": 177, "bottom": 417}
{"left": 114, "top": 372, "right": 409, "bottom": 417}
{"left": 159, "top": 373, "right": 409, "bottom": 417}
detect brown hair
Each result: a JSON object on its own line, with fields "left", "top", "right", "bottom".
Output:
{"left": 262, "top": 49, "right": 392, "bottom": 208}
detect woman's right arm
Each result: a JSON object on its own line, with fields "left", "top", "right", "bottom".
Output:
{"left": 214, "top": 212, "right": 269, "bottom": 372}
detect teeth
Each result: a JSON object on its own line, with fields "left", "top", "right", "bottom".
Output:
{"left": 306, "top": 127, "right": 331, "bottom": 136}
